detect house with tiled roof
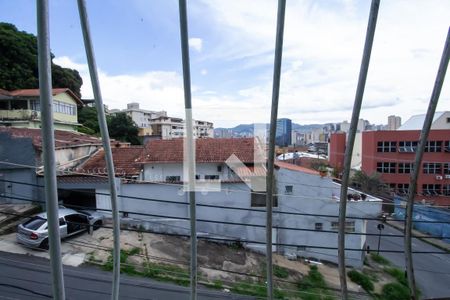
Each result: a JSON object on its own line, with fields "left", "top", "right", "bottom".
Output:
{"left": 72, "top": 137, "right": 381, "bottom": 267}
{"left": 0, "top": 127, "right": 103, "bottom": 206}
{"left": 0, "top": 88, "right": 83, "bottom": 131}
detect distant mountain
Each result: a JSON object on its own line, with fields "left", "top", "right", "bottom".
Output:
{"left": 214, "top": 122, "right": 325, "bottom": 136}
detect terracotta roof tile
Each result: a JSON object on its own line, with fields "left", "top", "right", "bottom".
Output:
{"left": 6, "top": 88, "right": 83, "bottom": 106}
{"left": 78, "top": 146, "right": 144, "bottom": 176}
{"left": 0, "top": 127, "right": 102, "bottom": 149}
{"left": 275, "top": 160, "right": 320, "bottom": 176}
{"left": 140, "top": 138, "right": 258, "bottom": 163}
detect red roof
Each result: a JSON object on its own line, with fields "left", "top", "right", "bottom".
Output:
{"left": 275, "top": 161, "right": 320, "bottom": 176}
{"left": 78, "top": 146, "right": 144, "bottom": 176}
{"left": 5, "top": 88, "right": 83, "bottom": 106}
{"left": 0, "top": 127, "right": 102, "bottom": 150}
{"left": 140, "top": 138, "right": 258, "bottom": 163}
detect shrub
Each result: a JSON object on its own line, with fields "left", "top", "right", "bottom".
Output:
{"left": 274, "top": 265, "right": 289, "bottom": 278}
{"left": 370, "top": 253, "right": 390, "bottom": 265}
{"left": 381, "top": 282, "right": 410, "bottom": 300}
{"left": 347, "top": 269, "right": 374, "bottom": 292}
{"left": 385, "top": 267, "right": 408, "bottom": 286}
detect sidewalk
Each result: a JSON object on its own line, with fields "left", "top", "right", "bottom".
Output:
{"left": 386, "top": 220, "right": 450, "bottom": 252}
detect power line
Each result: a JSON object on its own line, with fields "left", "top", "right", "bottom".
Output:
{"left": 3, "top": 193, "right": 449, "bottom": 241}
{"left": 2, "top": 178, "right": 449, "bottom": 223}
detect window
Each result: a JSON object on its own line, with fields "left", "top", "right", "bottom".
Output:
{"left": 11, "top": 100, "right": 27, "bottom": 109}
{"left": 445, "top": 141, "right": 450, "bottom": 152}
{"left": 30, "top": 100, "right": 40, "bottom": 111}
{"left": 165, "top": 176, "right": 181, "bottom": 182}
{"left": 444, "top": 163, "right": 450, "bottom": 175}
{"left": 447, "top": 117, "right": 450, "bottom": 123}
{"left": 217, "top": 165, "right": 222, "bottom": 172}
{"left": 315, "top": 223, "right": 323, "bottom": 230}
{"left": 425, "top": 141, "right": 442, "bottom": 152}
{"left": 205, "top": 175, "right": 219, "bottom": 180}
{"left": 331, "top": 221, "right": 355, "bottom": 232}
{"left": 285, "top": 185, "right": 293, "bottom": 194}
{"left": 377, "top": 141, "right": 396, "bottom": 152}
{"left": 0, "top": 101, "right": 8, "bottom": 109}
{"left": 377, "top": 162, "right": 396, "bottom": 173}
{"left": 397, "top": 183, "right": 410, "bottom": 195}
{"left": 423, "top": 163, "right": 442, "bottom": 174}
{"left": 53, "top": 100, "right": 76, "bottom": 115}
{"left": 398, "top": 163, "right": 413, "bottom": 174}
{"left": 444, "top": 185, "right": 450, "bottom": 196}
{"left": 422, "top": 184, "right": 441, "bottom": 196}
{"left": 251, "top": 191, "right": 278, "bottom": 207}
{"left": 398, "top": 141, "right": 418, "bottom": 152}
{"left": 195, "top": 174, "right": 200, "bottom": 180}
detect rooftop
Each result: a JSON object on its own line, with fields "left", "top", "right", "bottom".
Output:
{"left": 0, "top": 127, "right": 102, "bottom": 150}
{"left": 0, "top": 88, "right": 83, "bottom": 106}
{"left": 398, "top": 111, "right": 449, "bottom": 130}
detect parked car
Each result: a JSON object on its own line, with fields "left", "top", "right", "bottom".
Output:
{"left": 16, "top": 208, "right": 103, "bottom": 249}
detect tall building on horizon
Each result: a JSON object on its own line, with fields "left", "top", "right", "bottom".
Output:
{"left": 387, "top": 115, "right": 401, "bottom": 130}
{"left": 276, "top": 118, "right": 292, "bottom": 147}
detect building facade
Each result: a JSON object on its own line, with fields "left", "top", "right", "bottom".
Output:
{"left": 387, "top": 115, "right": 401, "bottom": 130}
{"left": 0, "top": 88, "right": 83, "bottom": 131}
{"left": 276, "top": 118, "right": 292, "bottom": 147}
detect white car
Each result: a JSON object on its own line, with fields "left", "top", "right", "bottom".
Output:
{"left": 16, "top": 208, "right": 103, "bottom": 249}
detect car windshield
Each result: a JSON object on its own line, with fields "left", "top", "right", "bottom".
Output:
{"left": 22, "top": 216, "right": 46, "bottom": 230}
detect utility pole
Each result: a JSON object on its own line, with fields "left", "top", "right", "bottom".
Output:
{"left": 337, "top": 1, "right": 379, "bottom": 299}
{"left": 178, "top": 1, "right": 197, "bottom": 299}
{"left": 266, "top": 1, "right": 286, "bottom": 299}
{"left": 36, "top": 0, "right": 65, "bottom": 298}
{"left": 404, "top": 27, "right": 450, "bottom": 300}
{"left": 377, "top": 223, "right": 384, "bottom": 254}
{"left": 77, "top": 1, "right": 121, "bottom": 299}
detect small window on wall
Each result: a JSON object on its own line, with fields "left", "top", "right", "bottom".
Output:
{"left": 315, "top": 223, "right": 323, "bottom": 230}
{"left": 165, "top": 176, "right": 181, "bottom": 182}
{"left": 285, "top": 185, "right": 293, "bottom": 194}
{"left": 251, "top": 191, "right": 278, "bottom": 207}
{"left": 205, "top": 175, "right": 219, "bottom": 180}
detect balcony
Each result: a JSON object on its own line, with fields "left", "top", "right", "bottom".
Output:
{"left": 0, "top": 109, "right": 41, "bottom": 121}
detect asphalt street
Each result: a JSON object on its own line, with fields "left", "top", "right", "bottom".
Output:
{"left": 366, "top": 220, "right": 450, "bottom": 299}
{"left": 0, "top": 251, "right": 253, "bottom": 300}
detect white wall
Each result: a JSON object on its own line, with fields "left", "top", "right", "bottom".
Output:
{"left": 143, "top": 162, "right": 238, "bottom": 181}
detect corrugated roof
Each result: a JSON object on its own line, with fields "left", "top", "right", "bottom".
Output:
{"left": 398, "top": 112, "right": 445, "bottom": 130}
{"left": 0, "top": 127, "right": 102, "bottom": 149}
{"left": 140, "top": 138, "right": 258, "bottom": 163}
{"left": 78, "top": 146, "right": 144, "bottom": 176}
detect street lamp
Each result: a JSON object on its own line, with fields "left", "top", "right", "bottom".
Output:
{"left": 377, "top": 223, "right": 385, "bottom": 254}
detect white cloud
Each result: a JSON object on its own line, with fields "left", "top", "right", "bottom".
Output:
{"left": 200, "top": 69, "right": 208, "bottom": 75}
{"left": 188, "top": 37, "right": 203, "bottom": 52}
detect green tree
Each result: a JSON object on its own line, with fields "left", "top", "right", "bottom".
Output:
{"left": 108, "top": 113, "right": 141, "bottom": 145}
{"left": 0, "top": 22, "right": 82, "bottom": 97}
{"left": 351, "top": 170, "right": 385, "bottom": 195}
{"left": 78, "top": 106, "right": 100, "bottom": 135}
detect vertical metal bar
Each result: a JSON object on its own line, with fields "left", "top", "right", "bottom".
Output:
{"left": 404, "top": 27, "right": 450, "bottom": 300}
{"left": 337, "top": 0, "right": 379, "bottom": 298}
{"left": 76, "top": 1, "right": 121, "bottom": 299}
{"left": 178, "top": 1, "right": 197, "bottom": 299}
{"left": 36, "top": 0, "right": 65, "bottom": 299}
{"left": 266, "top": 0, "right": 286, "bottom": 299}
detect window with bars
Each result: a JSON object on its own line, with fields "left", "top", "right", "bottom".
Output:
{"left": 398, "top": 141, "right": 418, "bottom": 152}
{"left": 377, "top": 141, "right": 397, "bottom": 152}
{"left": 444, "top": 185, "right": 450, "bottom": 196}
{"left": 285, "top": 185, "right": 293, "bottom": 194}
{"left": 423, "top": 163, "right": 442, "bottom": 174}
{"left": 445, "top": 141, "right": 450, "bottom": 152}
{"left": 424, "top": 141, "right": 442, "bottom": 152}
{"left": 398, "top": 162, "right": 413, "bottom": 174}
{"left": 377, "top": 162, "right": 396, "bottom": 173}
{"left": 444, "top": 163, "right": 450, "bottom": 175}
{"left": 331, "top": 221, "right": 355, "bottom": 232}
{"left": 314, "top": 223, "right": 323, "bottom": 230}
{"left": 397, "top": 183, "right": 410, "bottom": 195}
{"left": 422, "top": 184, "right": 441, "bottom": 196}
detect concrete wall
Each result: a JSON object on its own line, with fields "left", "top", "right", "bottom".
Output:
{"left": 96, "top": 166, "right": 382, "bottom": 267}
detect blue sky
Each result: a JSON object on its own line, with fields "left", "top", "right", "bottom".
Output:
{"left": 1, "top": 0, "right": 449, "bottom": 127}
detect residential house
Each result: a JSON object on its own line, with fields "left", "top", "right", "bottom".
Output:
{"left": 0, "top": 127, "right": 102, "bottom": 205}
{"left": 0, "top": 88, "right": 83, "bottom": 131}
{"left": 76, "top": 137, "right": 381, "bottom": 267}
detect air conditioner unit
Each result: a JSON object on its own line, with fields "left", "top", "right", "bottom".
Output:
{"left": 445, "top": 175, "right": 450, "bottom": 179}
{"left": 436, "top": 175, "right": 443, "bottom": 180}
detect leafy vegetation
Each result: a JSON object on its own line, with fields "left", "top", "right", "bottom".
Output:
{"left": 370, "top": 253, "right": 390, "bottom": 265}
{"left": 230, "top": 281, "right": 286, "bottom": 299}
{"left": 273, "top": 265, "right": 289, "bottom": 279}
{"left": 0, "top": 22, "right": 82, "bottom": 97}
{"left": 297, "top": 265, "right": 334, "bottom": 300}
{"left": 347, "top": 269, "right": 374, "bottom": 292}
{"left": 384, "top": 267, "right": 408, "bottom": 287}
{"left": 381, "top": 282, "right": 410, "bottom": 300}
